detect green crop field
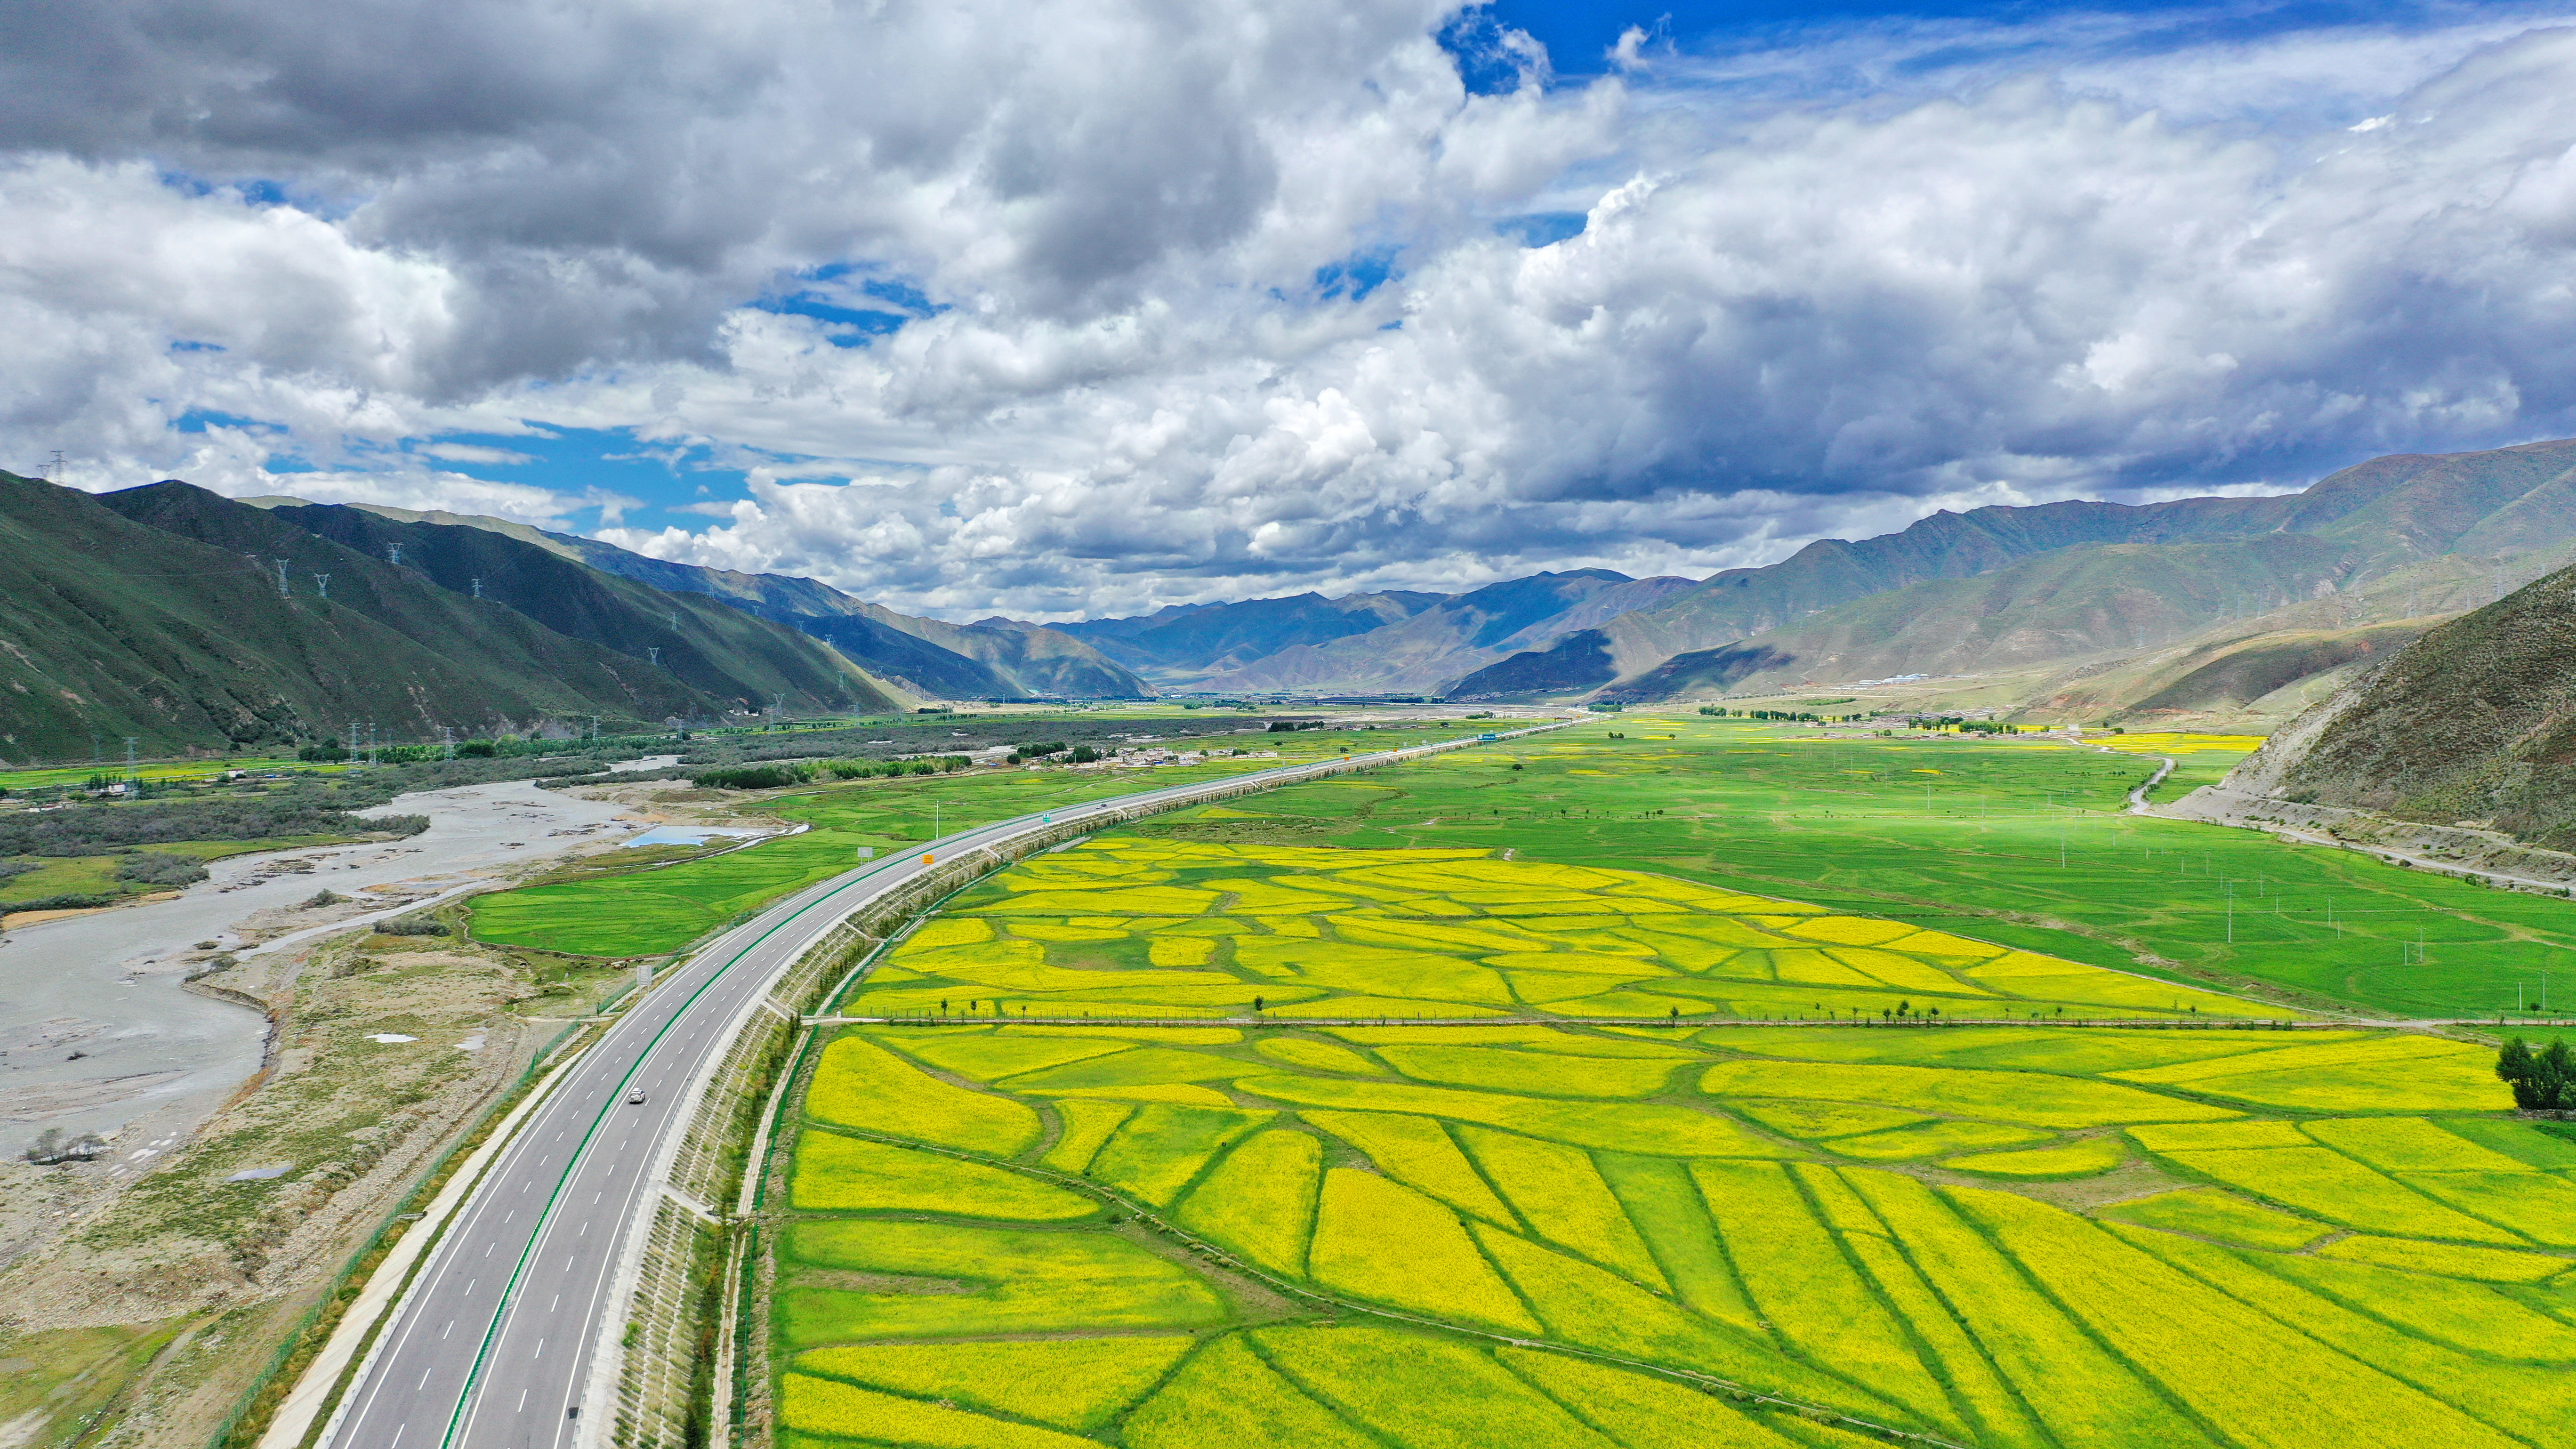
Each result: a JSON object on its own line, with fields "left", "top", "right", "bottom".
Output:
{"left": 1056, "top": 713, "right": 2576, "bottom": 1021}
{"left": 465, "top": 737, "right": 1384, "bottom": 957}
{"left": 841, "top": 834, "right": 2277, "bottom": 1024}
{"left": 764, "top": 728, "right": 2576, "bottom": 1447}
{"left": 0, "top": 755, "right": 315, "bottom": 791}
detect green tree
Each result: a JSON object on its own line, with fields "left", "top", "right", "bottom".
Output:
{"left": 2496, "top": 1037, "right": 2574, "bottom": 1111}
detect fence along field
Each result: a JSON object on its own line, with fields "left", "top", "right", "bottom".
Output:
{"left": 763, "top": 826, "right": 2574, "bottom": 1449}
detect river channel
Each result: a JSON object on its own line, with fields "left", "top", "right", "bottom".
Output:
{"left": 0, "top": 780, "right": 647, "bottom": 1160}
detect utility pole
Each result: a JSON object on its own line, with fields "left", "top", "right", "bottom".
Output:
{"left": 314, "top": 573, "right": 330, "bottom": 600}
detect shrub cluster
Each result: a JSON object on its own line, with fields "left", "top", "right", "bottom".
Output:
{"left": 24, "top": 1127, "right": 106, "bottom": 1164}
{"left": 825, "top": 757, "right": 970, "bottom": 780}
{"left": 691, "top": 763, "right": 816, "bottom": 789}
{"left": 115, "top": 852, "right": 211, "bottom": 888}
{"left": 375, "top": 917, "right": 452, "bottom": 936}
{"left": 693, "top": 755, "right": 975, "bottom": 789}
{"left": 0, "top": 795, "right": 428, "bottom": 858}
{"left": 5, "top": 892, "right": 117, "bottom": 911}
{"left": 2497, "top": 1037, "right": 2576, "bottom": 1110}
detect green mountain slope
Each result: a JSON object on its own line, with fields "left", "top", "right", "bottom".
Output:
{"left": 2227, "top": 561, "right": 2576, "bottom": 849}
{"left": 296, "top": 499, "right": 1143, "bottom": 699}
{"left": 238, "top": 497, "right": 905, "bottom": 714}
{"left": 0, "top": 472, "right": 719, "bottom": 759}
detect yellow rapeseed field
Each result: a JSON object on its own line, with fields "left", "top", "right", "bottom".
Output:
{"left": 773, "top": 833, "right": 2551, "bottom": 1448}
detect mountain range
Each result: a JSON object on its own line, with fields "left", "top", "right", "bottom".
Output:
{"left": 272, "top": 499, "right": 1150, "bottom": 701}
{"left": 9, "top": 435, "right": 2572, "bottom": 759}
{"left": 0, "top": 472, "right": 1159, "bottom": 762}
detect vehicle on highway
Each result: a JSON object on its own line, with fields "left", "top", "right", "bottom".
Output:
{"left": 625, "top": 1088, "right": 646, "bottom": 1104}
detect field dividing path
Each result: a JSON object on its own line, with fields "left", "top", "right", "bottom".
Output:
{"left": 315, "top": 721, "right": 1569, "bottom": 1449}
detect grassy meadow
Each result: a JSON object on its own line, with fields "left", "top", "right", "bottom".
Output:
{"left": 843, "top": 840, "right": 2269, "bottom": 1023}
{"left": 464, "top": 737, "right": 1409, "bottom": 957}
{"left": 1103, "top": 716, "right": 2576, "bottom": 1021}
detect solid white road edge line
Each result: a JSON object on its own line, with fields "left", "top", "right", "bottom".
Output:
{"left": 265, "top": 1032, "right": 599, "bottom": 1449}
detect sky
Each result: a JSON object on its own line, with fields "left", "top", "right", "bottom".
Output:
{"left": 5, "top": 0, "right": 2576, "bottom": 621}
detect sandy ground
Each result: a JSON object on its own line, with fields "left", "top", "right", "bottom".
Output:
{"left": 0, "top": 780, "right": 647, "bottom": 1163}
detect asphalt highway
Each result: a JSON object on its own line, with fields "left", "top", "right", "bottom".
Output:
{"left": 323, "top": 723, "right": 1565, "bottom": 1449}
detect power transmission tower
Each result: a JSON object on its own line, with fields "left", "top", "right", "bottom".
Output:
{"left": 348, "top": 720, "right": 360, "bottom": 766}
{"left": 668, "top": 612, "right": 678, "bottom": 631}
{"left": 647, "top": 647, "right": 661, "bottom": 667}
{"left": 124, "top": 737, "right": 138, "bottom": 783}
{"left": 46, "top": 451, "right": 64, "bottom": 481}
{"left": 470, "top": 578, "right": 483, "bottom": 599}
{"left": 314, "top": 573, "right": 331, "bottom": 600}
{"left": 273, "top": 559, "right": 291, "bottom": 597}
{"left": 441, "top": 725, "right": 454, "bottom": 761}
{"left": 386, "top": 543, "right": 403, "bottom": 566}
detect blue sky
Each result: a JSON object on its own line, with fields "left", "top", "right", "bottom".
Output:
{"left": 12, "top": 0, "right": 2575, "bottom": 617}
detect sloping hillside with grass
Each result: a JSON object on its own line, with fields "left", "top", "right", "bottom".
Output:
{"left": 246, "top": 498, "right": 905, "bottom": 714}
{"left": 2227, "top": 561, "right": 2576, "bottom": 849}
{"left": 0, "top": 472, "right": 727, "bottom": 758}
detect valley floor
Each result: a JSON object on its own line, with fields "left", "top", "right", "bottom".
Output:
{"left": 749, "top": 715, "right": 2576, "bottom": 1449}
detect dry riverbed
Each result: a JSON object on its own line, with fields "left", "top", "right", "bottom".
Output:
{"left": 0, "top": 777, "right": 707, "bottom": 1449}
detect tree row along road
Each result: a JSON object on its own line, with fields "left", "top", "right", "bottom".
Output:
{"left": 316, "top": 721, "right": 1573, "bottom": 1449}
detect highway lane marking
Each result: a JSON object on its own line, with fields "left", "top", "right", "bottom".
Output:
{"left": 407, "top": 735, "right": 1543, "bottom": 1449}
{"left": 442, "top": 1320, "right": 452, "bottom": 1339}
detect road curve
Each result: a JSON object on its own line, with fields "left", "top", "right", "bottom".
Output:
{"left": 320, "top": 722, "right": 1569, "bottom": 1449}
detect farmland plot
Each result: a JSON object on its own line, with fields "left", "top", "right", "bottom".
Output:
{"left": 768, "top": 833, "right": 2555, "bottom": 1448}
